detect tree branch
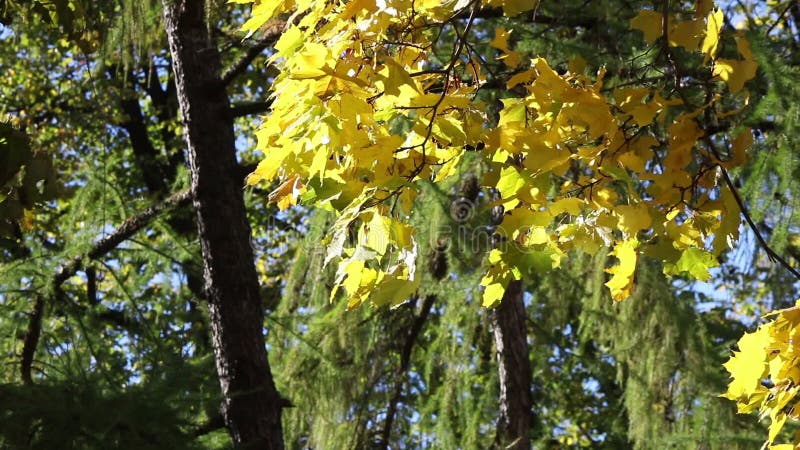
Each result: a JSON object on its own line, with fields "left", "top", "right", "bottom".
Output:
{"left": 453, "top": 6, "right": 596, "bottom": 27}
{"left": 220, "top": 20, "right": 285, "bottom": 86}
{"left": 53, "top": 188, "right": 194, "bottom": 286}
{"left": 230, "top": 100, "right": 273, "bottom": 118}
{"left": 720, "top": 167, "right": 800, "bottom": 280}
{"left": 19, "top": 189, "right": 194, "bottom": 384}
{"left": 703, "top": 135, "right": 800, "bottom": 281}
{"left": 193, "top": 414, "right": 227, "bottom": 438}
{"left": 86, "top": 265, "right": 97, "bottom": 305}
{"left": 20, "top": 294, "right": 44, "bottom": 385}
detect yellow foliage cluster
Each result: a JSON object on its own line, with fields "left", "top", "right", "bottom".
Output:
{"left": 722, "top": 304, "right": 800, "bottom": 448}
{"left": 238, "top": 0, "right": 755, "bottom": 309}
{"left": 237, "top": 0, "right": 754, "bottom": 308}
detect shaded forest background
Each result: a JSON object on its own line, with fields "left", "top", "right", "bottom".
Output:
{"left": 1, "top": 0, "right": 800, "bottom": 449}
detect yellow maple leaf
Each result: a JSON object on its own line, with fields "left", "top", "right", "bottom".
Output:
{"left": 712, "top": 184, "right": 741, "bottom": 256}
{"left": 701, "top": 8, "right": 724, "bottom": 59}
{"left": 498, "top": 98, "right": 526, "bottom": 127}
{"left": 630, "top": 10, "right": 663, "bottom": 44}
{"left": 614, "top": 87, "right": 669, "bottom": 126}
{"left": 665, "top": 115, "right": 703, "bottom": 169}
{"left": 489, "top": 27, "right": 512, "bottom": 52}
{"left": 615, "top": 204, "right": 652, "bottom": 236}
{"left": 239, "top": 1, "right": 286, "bottom": 39}
{"left": 369, "top": 276, "right": 420, "bottom": 307}
{"left": 480, "top": 249, "right": 519, "bottom": 306}
{"left": 713, "top": 58, "right": 758, "bottom": 93}
{"left": 495, "top": 166, "right": 527, "bottom": 209}
{"left": 531, "top": 57, "right": 571, "bottom": 102}
{"left": 267, "top": 175, "right": 306, "bottom": 210}
{"left": 366, "top": 211, "right": 392, "bottom": 256}
{"left": 245, "top": 145, "right": 289, "bottom": 185}
{"left": 605, "top": 239, "right": 638, "bottom": 301}
{"left": 768, "top": 409, "right": 789, "bottom": 444}
{"left": 614, "top": 87, "right": 649, "bottom": 109}
{"left": 506, "top": 68, "right": 537, "bottom": 88}
{"left": 273, "top": 25, "right": 304, "bottom": 59}
{"left": 669, "top": 19, "right": 704, "bottom": 50}
{"left": 736, "top": 34, "right": 755, "bottom": 60}
{"left": 340, "top": 259, "right": 380, "bottom": 309}
{"left": 376, "top": 57, "right": 421, "bottom": 100}
{"left": 723, "top": 127, "right": 752, "bottom": 168}
{"left": 549, "top": 198, "right": 583, "bottom": 216}
{"left": 489, "top": 27, "right": 522, "bottom": 68}
{"left": 291, "top": 42, "right": 331, "bottom": 79}
{"left": 721, "top": 325, "right": 771, "bottom": 400}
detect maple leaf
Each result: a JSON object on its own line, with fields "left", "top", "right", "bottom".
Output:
{"left": 721, "top": 325, "right": 770, "bottom": 400}
{"left": 714, "top": 58, "right": 758, "bottom": 93}
{"left": 669, "top": 19, "right": 704, "bottom": 49}
{"left": 615, "top": 203, "right": 652, "bottom": 236}
{"left": 665, "top": 247, "right": 719, "bottom": 281}
{"left": 267, "top": 175, "right": 306, "bottom": 211}
{"left": 711, "top": 184, "right": 741, "bottom": 256}
{"left": 629, "top": 10, "right": 662, "bottom": 44}
{"left": 701, "top": 8, "right": 723, "bottom": 59}
{"left": 489, "top": 27, "right": 522, "bottom": 68}
{"left": 605, "top": 239, "right": 638, "bottom": 301}
{"left": 239, "top": 0, "right": 285, "bottom": 39}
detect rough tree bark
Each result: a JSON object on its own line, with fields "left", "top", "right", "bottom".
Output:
{"left": 161, "top": 2, "right": 285, "bottom": 448}
{"left": 491, "top": 279, "right": 532, "bottom": 450}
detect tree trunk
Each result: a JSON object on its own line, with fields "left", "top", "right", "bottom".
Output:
{"left": 161, "top": 2, "right": 285, "bottom": 448}
{"left": 491, "top": 279, "right": 532, "bottom": 450}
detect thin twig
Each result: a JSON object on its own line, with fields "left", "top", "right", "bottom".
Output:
{"left": 720, "top": 166, "right": 800, "bottom": 280}
{"left": 701, "top": 134, "right": 800, "bottom": 280}
{"left": 765, "top": 0, "right": 797, "bottom": 37}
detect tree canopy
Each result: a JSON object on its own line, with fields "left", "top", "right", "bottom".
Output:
{"left": 2, "top": 0, "right": 800, "bottom": 449}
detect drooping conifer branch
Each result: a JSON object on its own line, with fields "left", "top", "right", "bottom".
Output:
{"left": 19, "top": 189, "right": 193, "bottom": 384}
{"left": 53, "top": 188, "right": 193, "bottom": 286}
{"left": 379, "top": 236, "right": 445, "bottom": 446}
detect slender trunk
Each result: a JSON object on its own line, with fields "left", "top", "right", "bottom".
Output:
{"left": 491, "top": 279, "right": 532, "bottom": 450}
{"left": 161, "top": 2, "right": 285, "bottom": 448}
{"left": 20, "top": 294, "right": 44, "bottom": 385}
{"left": 380, "top": 294, "right": 436, "bottom": 448}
